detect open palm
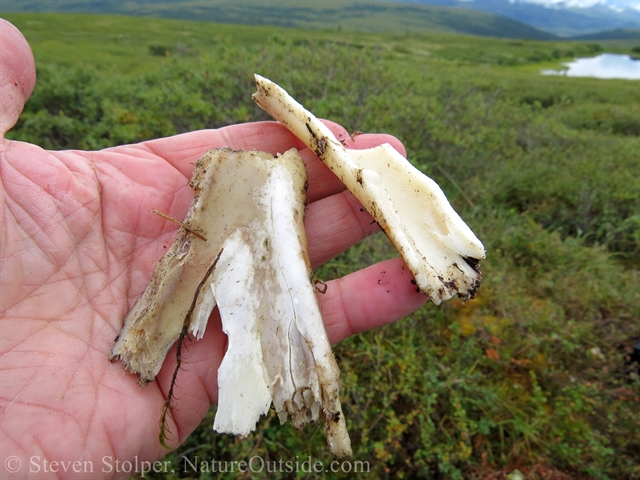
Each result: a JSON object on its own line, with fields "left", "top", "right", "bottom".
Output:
{"left": 0, "top": 19, "right": 426, "bottom": 478}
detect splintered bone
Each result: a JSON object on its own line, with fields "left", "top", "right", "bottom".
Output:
{"left": 110, "top": 148, "right": 351, "bottom": 456}
{"left": 252, "top": 75, "right": 485, "bottom": 304}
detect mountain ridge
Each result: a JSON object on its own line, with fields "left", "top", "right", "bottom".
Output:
{"left": 0, "top": 0, "right": 558, "bottom": 40}
{"left": 382, "top": 0, "right": 639, "bottom": 36}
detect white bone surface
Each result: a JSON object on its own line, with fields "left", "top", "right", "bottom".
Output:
{"left": 253, "top": 74, "right": 485, "bottom": 304}
{"left": 111, "top": 148, "right": 351, "bottom": 456}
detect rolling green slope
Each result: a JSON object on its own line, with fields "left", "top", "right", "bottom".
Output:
{"left": 1, "top": 12, "right": 605, "bottom": 76}
{"left": 572, "top": 28, "right": 640, "bottom": 41}
{"left": 0, "top": 0, "right": 558, "bottom": 39}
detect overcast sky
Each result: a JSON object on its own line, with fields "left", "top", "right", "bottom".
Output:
{"left": 513, "top": 0, "right": 640, "bottom": 10}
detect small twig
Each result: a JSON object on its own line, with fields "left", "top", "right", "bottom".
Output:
{"left": 152, "top": 209, "right": 207, "bottom": 241}
{"left": 159, "top": 249, "right": 223, "bottom": 448}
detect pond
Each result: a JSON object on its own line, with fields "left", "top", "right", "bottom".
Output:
{"left": 541, "top": 53, "right": 640, "bottom": 80}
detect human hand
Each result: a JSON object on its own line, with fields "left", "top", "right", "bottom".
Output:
{"left": 0, "top": 19, "right": 426, "bottom": 478}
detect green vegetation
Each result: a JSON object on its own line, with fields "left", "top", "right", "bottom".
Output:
{"left": 573, "top": 29, "right": 640, "bottom": 41}
{"left": 4, "top": 12, "right": 639, "bottom": 480}
{"left": 1, "top": 0, "right": 558, "bottom": 40}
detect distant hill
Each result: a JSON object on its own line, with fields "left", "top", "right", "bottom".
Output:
{"left": 571, "top": 28, "right": 640, "bottom": 41}
{"left": 381, "top": 0, "right": 639, "bottom": 37}
{"left": 0, "top": 0, "right": 558, "bottom": 40}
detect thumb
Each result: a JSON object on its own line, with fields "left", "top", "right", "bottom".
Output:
{"left": 0, "top": 19, "right": 36, "bottom": 137}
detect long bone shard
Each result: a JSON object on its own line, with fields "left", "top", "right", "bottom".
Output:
{"left": 110, "top": 147, "right": 351, "bottom": 456}
{"left": 252, "top": 75, "right": 485, "bottom": 304}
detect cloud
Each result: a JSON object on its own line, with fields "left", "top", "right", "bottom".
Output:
{"left": 511, "top": 0, "right": 639, "bottom": 9}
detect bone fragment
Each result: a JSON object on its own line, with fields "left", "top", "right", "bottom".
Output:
{"left": 252, "top": 75, "right": 485, "bottom": 304}
{"left": 110, "top": 148, "right": 351, "bottom": 456}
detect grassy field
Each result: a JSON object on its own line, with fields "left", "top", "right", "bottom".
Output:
{"left": 4, "top": 13, "right": 632, "bottom": 76}
{"left": 1, "top": 0, "right": 558, "bottom": 39}
{"left": 3, "top": 12, "right": 639, "bottom": 480}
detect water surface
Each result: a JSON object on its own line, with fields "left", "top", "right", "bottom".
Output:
{"left": 541, "top": 53, "right": 640, "bottom": 80}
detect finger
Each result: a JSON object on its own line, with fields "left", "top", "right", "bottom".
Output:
{"left": 137, "top": 121, "right": 347, "bottom": 178}
{"left": 136, "top": 120, "right": 407, "bottom": 187}
{"left": 300, "top": 131, "right": 407, "bottom": 203}
{"left": 0, "top": 19, "right": 36, "bottom": 136}
{"left": 319, "top": 258, "right": 428, "bottom": 344}
{"left": 303, "top": 129, "right": 408, "bottom": 265}
{"left": 137, "top": 122, "right": 305, "bottom": 178}
{"left": 305, "top": 190, "right": 380, "bottom": 268}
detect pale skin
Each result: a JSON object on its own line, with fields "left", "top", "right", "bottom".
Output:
{"left": 0, "top": 19, "right": 426, "bottom": 479}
